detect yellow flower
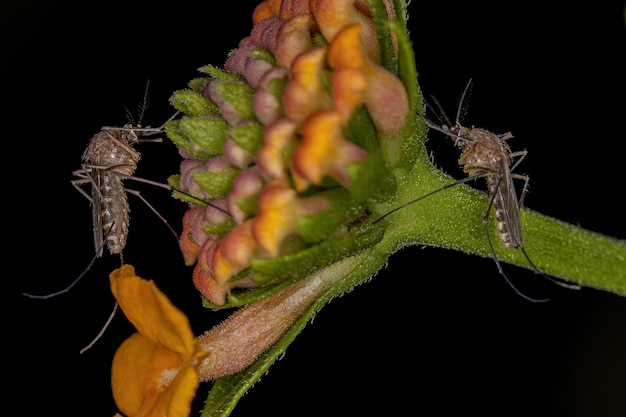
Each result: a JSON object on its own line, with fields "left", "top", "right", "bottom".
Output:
{"left": 110, "top": 265, "right": 209, "bottom": 417}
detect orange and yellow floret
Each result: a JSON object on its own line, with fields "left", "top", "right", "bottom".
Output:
{"left": 170, "top": 0, "right": 407, "bottom": 306}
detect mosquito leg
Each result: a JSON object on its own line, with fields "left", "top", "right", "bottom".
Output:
{"left": 110, "top": 172, "right": 232, "bottom": 216}
{"left": 22, "top": 241, "right": 105, "bottom": 299}
{"left": 125, "top": 189, "right": 179, "bottom": 240}
{"left": 372, "top": 173, "right": 491, "bottom": 224}
{"left": 79, "top": 302, "right": 119, "bottom": 354}
{"left": 71, "top": 176, "right": 95, "bottom": 203}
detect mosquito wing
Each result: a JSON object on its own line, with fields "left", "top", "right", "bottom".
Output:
{"left": 492, "top": 161, "right": 524, "bottom": 249}
{"left": 88, "top": 166, "right": 106, "bottom": 258}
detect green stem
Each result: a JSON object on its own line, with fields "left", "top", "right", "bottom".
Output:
{"left": 200, "top": 143, "right": 626, "bottom": 417}
{"left": 372, "top": 155, "right": 626, "bottom": 295}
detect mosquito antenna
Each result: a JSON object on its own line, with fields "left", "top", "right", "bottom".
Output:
{"left": 123, "top": 104, "right": 136, "bottom": 126}
{"left": 455, "top": 78, "right": 473, "bottom": 125}
{"left": 116, "top": 81, "right": 152, "bottom": 127}
{"left": 137, "top": 79, "right": 151, "bottom": 127}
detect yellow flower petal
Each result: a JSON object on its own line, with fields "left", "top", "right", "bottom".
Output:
{"left": 256, "top": 119, "right": 298, "bottom": 179}
{"left": 293, "top": 109, "right": 367, "bottom": 189}
{"left": 112, "top": 334, "right": 153, "bottom": 415}
{"left": 110, "top": 265, "right": 208, "bottom": 417}
{"left": 253, "top": 180, "right": 301, "bottom": 256}
{"left": 253, "top": 179, "right": 333, "bottom": 255}
{"left": 311, "top": 0, "right": 381, "bottom": 61}
{"left": 110, "top": 265, "right": 197, "bottom": 357}
{"left": 282, "top": 46, "right": 333, "bottom": 126}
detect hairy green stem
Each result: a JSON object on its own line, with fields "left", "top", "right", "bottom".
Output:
{"left": 372, "top": 155, "right": 626, "bottom": 295}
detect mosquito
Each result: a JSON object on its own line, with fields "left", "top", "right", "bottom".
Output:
{"left": 23, "top": 93, "right": 230, "bottom": 300}
{"left": 374, "top": 80, "right": 578, "bottom": 301}
{"left": 22, "top": 86, "right": 231, "bottom": 353}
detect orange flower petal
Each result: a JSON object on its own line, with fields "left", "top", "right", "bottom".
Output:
{"left": 256, "top": 119, "right": 298, "bottom": 179}
{"left": 110, "top": 266, "right": 197, "bottom": 356}
{"left": 110, "top": 265, "right": 208, "bottom": 417}
{"left": 253, "top": 180, "right": 301, "bottom": 256}
{"left": 293, "top": 109, "right": 367, "bottom": 189}
{"left": 311, "top": 0, "right": 381, "bottom": 61}
{"left": 331, "top": 68, "right": 367, "bottom": 124}
{"left": 213, "top": 221, "right": 259, "bottom": 281}
{"left": 329, "top": 24, "right": 409, "bottom": 136}
{"left": 253, "top": 0, "right": 282, "bottom": 24}
{"left": 179, "top": 208, "right": 205, "bottom": 266}
{"left": 282, "top": 46, "right": 333, "bottom": 126}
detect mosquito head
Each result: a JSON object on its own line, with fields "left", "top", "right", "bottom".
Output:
{"left": 119, "top": 125, "right": 142, "bottom": 145}
{"left": 450, "top": 124, "right": 474, "bottom": 149}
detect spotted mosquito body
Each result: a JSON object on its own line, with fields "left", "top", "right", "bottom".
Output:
{"left": 447, "top": 124, "right": 528, "bottom": 251}
{"left": 24, "top": 120, "right": 230, "bottom": 301}
{"left": 21, "top": 122, "right": 172, "bottom": 301}
{"left": 375, "top": 80, "right": 578, "bottom": 301}
{"left": 23, "top": 108, "right": 230, "bottom": 301}
{"left": 76, "top": 125, "right": 144, "bottom": 257}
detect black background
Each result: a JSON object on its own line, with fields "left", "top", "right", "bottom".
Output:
{"left": 5, "top": 1, "right": 626, "bottom": 416}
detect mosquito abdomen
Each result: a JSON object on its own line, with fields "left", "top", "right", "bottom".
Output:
{"left": 99, "top": 173, "right": 131, "bottom": 254}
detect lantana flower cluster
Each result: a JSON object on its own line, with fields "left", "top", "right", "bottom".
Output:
{"left": 166, "top": 0, "right": 410, "bottom": 308}
{"left": 110, "top": 1, "right": 418, "bottom": 417}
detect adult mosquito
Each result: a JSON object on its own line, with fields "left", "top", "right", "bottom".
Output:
{"left": 24, "top": 98, "right": 229, "bottom": 300}
{"left": 374, "top": 80, "right": 578, "bottom": 301}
